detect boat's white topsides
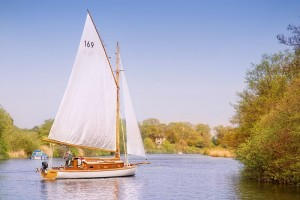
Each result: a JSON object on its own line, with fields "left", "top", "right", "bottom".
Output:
{"left": 55, "top": 166, "right": 137, "bottom": 179}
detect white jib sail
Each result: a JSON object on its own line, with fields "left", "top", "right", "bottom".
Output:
{"left": 120, "top": 57, "right": 146, "bottom": 158}
{"left": 48, "top": 13, "right": 117, "bottom": 151}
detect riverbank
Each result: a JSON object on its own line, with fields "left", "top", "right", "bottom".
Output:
{"left": 7, "top": 145, "right": 52, "bottom": 159}
{"left": 7, "top": 146, "right": 235, "bottom": 159}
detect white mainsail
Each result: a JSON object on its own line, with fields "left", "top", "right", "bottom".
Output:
{"left": 120, "top": 57, "right": 146, "bottom": 158}
{"left": 48, "top": 13, "right": 117, "bottom": 151}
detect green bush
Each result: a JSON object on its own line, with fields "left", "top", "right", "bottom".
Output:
{"left": 6, "top": 129, "right": 40, "bottom": 156}
{"left": 162, "top": 140, "right": 176, "bottom": 153}
{"left": 237, "top": 77, "right": 300, "bottom": 184}
{"left": 0, "top": 140, "right": 8, "bottom": 159}
{"left": 0, "top": 107, "right": 13, "bottom": 159}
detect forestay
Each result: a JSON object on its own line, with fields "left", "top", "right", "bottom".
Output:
{"left": 48, "top": 13, "right": 117, "bottom": 151}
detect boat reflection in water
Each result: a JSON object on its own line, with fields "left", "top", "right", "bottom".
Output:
{"left": 40, "top": 176, "right": 142, "bottom": 200}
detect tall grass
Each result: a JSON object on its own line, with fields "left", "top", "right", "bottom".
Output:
{"left": 203, "top": 147, "right": 235, "bottom": 158}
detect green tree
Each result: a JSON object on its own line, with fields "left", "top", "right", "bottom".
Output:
{"left": 165, "top": 122, "right": 195, "bottom": 144}
{"left": 37, "top": 119, "right": 54, "bottom": 138}
{"left": 232, "top": 51, "right": 296, "bottom": 144}
{"left": 175, "top": 138, "right": 188, "bottom": 153}
{"left": 233, "top": 29, "right": 300, "bottom": 183}
{"left": 237, "top": 76, "right": 300, "bottom": 184}
{"left": 140, "top": 118, "right": 166, "bottom": 140}
{"left": 214, "top": 125, "right": 237, "bottom": 149}
{"left": 6, "top": 129, "right": 41, "bottom": 155}
{"left": 143, "top": 137, "right": 156, "bottom": 153}
{"left": 195, "top": 123, "right": 212, "bottom": 147}
{"left": 0, "top": 107, "right": 13, "bottom": 159}
{"left": 161, "top": 140, "right": 175, "bottom": 153}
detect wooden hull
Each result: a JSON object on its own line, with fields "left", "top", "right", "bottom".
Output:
{"left": 41, "top": 166, "right": 136, "bottom": 180}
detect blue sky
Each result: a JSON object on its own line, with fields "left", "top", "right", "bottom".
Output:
{"left": 0, "top": 0, "right": 299, "bottom": 128}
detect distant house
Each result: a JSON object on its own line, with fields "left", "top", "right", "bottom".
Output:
{"left": 155, "top": 134, "right": 165, "bottom": 146}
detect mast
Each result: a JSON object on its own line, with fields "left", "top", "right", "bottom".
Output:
{"left": 115, "top": 42, "right": 121, "bottom": 159}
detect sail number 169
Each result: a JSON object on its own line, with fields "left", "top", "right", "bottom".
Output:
{"left": 84, "top": 41, "right": 94, "bottom": 48}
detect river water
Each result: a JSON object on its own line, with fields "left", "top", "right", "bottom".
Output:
{"left": 0, "top": 154, "right": 299, "bottom": 200}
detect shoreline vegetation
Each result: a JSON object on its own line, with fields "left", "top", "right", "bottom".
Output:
{"left": 0, "top": 111, "right": 235, "bottom": 159}
{"left": 0, "top": 114, "right": 236, "bottom": 159}
{"left": 6, "top": 146, "right": 236, "bottom": 159}
{"left": 203, "top": 147, "right": 235, "bottom": 158}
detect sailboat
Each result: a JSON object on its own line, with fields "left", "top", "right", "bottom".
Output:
{"left": 39, "top": 11, "right": 148, "bottom": 179}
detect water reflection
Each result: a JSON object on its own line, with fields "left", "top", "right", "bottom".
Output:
{"left": 40, "top": 176, "right": 141, "bottom": 200}
{"left": 235, "top": 176, "right": 300, "bottom": 200}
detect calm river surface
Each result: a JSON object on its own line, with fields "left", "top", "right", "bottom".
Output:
{"left": 0, "top": 154, "right": 299, "bottom": 200}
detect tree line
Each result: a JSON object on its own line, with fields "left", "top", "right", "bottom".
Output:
{"left": 139, "top": 118, "right": 212, "bottom": 153}
{"left": 1, "top": 109, "right": 232, "bottom": 159}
